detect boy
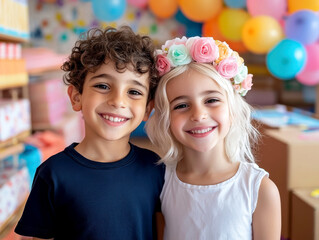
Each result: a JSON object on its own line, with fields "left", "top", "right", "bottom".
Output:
{"left": 14, "top": 26, "right": 165, "bottom": 240}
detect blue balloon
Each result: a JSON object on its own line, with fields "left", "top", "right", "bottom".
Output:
{"left": 175, "top": 10, "right": 202, "bottom": 37}
{"left": 266, "top": 39, "right": 307, "bottom": 80}
{"left": 224, "top": 0, "right": 246, "bottom": 8}
{"left": 285, "top": 10, "right": 319, "bottom": 45}
{"left": 92, "top": 0, "right": 126, "bottom": 22}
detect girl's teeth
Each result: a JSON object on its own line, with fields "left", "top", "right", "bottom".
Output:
{"left": 191, "top": 128, "right": 212, "bottom": 134}
{"left": 103, "top": 115, "right": 126, "bottom": 122}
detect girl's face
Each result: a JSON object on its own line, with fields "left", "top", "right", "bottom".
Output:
{"left": 166, "top": 69, "right": 231, "bottom": 154}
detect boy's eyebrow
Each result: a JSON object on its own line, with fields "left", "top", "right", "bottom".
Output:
{"left": 169, "top": 90, "right": 223, "bottom": 104}
{"left": 90, "top": 73, "right": 148, "bottom": 91}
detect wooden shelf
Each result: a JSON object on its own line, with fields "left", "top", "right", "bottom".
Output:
{"left": 27, "top": 64, "right": 62, "bottom": 76}
{"left": 0, "top": 73, "right": 28, "bottom": 90}
{"left": 0, "top": 33, "right": 28, "bottom": 44}
{"left": 0, "top": 143, "right": 24, "bottom": 161}
{"left": 0, "top": 201, "right": 26, "bottom": 239}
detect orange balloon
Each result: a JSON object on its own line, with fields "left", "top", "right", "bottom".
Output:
{"left": 178, "top": 0, "right": 223, "bottom": 23}
{"left": 203, "top": 17, "right": 247, "bottom": 53}
{"left": 202, "top": 17, "right": 225, "bottom": 40}
{"left": 288, "top": 0, "right": 319, "bottom": 13}
{"left": 149, "top": 0, "right": 178, "bottom": 19}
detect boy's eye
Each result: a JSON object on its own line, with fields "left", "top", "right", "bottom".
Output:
{"left": 94, "top": 84, "right": 109, "bottom": 90}
{"left": 128, "top": 90, "right": 143, "bottom": 96}
{"left": 173, "top": 103, "right": 188, "bottom": 110}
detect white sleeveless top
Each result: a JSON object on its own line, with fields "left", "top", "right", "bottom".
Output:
{"left": 160, "top": 162, "right": 269, "bottom": 240}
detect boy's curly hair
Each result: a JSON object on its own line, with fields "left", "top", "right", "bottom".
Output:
{"left": 61, "top": 26, "right": 159, "bottom": 102}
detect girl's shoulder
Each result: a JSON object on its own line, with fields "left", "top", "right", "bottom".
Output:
{"left": 239, "top": 161, "right": 269, "bottom": 178}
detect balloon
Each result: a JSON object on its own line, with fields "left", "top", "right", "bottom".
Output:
{"left": 266, "top": 39, "right": 307, "bottom": 80}
{"left": 202, "top": 17, "right": 247, "bottom": 53}
{"left": 296, "top": 43, "right": 319, "bottom": 86}
{"left": 285, "top": 10, "right": 319, "bottom": 45}
{"left": 175, "top": 10, "right": 203, "bottom": 37}
{"left": 242, "top": 16, "right": 283, "bottom": 54}
{"left": 224, "top": 0, "right": 246, "bottom": 8}
{"left": 288, "top": 0, "right": 319, "bottom": 14}
{"left": 127, "top": 0, "right": 148, "bottom": 8}
{"left": 247, "top": 0, "right": 287, "bottom": 20}
{"left": 297, "top": 70, "right": 319, "bottom": 85}
{"left": 178, "top": 0, "right": 223, "bottom": 23}
{"left": 91, "top": 0, "right": 126, "bottom": 22}
{"left": 149, "top": 0, "right": 178, "bottom": 19}
{"left": 218, "top": 8, "right": 250, "bottom": 41}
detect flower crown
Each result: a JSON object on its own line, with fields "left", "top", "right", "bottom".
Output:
{"left": 155, "top": 36, "right": 253, "bottom": 96}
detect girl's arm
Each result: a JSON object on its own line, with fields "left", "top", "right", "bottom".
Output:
{"left": 253, "top": 177, "right": 281, "bottom": 240}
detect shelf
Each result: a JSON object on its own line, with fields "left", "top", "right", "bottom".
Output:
{"left": 0, "top": 33, "right": 28, "bottom": 44}
{"left": 27, "top": 64, "right": 63, "bottom": 76}
{"left": 0, "top": 130, "right": 31, "bottom": 149}
{"left": 0, "top": 73, "right": 28, "bottom": 90}
{"left": 0, "top": 143, "right": 24, "bottom": 161}
{"left": 0, "top": 201, "right": 26, "bottom": 239}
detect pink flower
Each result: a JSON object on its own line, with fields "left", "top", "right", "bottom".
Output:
{"left": 241, "top": 74, "right": 253, "bottom": 90}
{"left": 217, "top": 57, "right": 238, "bottom": 79}
{"left": 156, "top": 54, "right": 171, "bottom": 76}
{"left": 190, "top": 38, "right": 219, "bottom": 63}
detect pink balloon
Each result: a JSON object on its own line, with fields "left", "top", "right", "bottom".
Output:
{"left": 296, "top": 70, "right": 319, "bottom": 86}
{"left": 303, "top": 43, "right": 319, "bottom": 71}
{"left": 127, "top": 0, "right": 148, "bottom": 8}
{"left": 296, "top": 43, "right": 319, "bottom": 85}
{"left": 247, "top": 0, "right": 287, "bottom": 20}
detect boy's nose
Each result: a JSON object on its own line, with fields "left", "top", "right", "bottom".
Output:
{"left": 190, "top": 106, "right": 207, "bottom": 122}
{"left": 107, "top": 91, "right": 126, "bottom": 108}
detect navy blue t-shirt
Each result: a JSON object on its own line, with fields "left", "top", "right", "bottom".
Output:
{"left": 15, "top": 142, "right": 165, "bottom": 240}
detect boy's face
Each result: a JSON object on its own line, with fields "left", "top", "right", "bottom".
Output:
{"left": 68, "top": 61, "right": 151, "bottom": 143}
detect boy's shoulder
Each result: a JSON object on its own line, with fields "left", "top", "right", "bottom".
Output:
{"left": 130, "top": 143, "right": 161, "bottom": 163}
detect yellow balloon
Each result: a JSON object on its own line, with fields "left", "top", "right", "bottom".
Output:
{"left": 288, "top": 0, "right": 319, "bottom": 13}
{"left": 178, "top": 0, "right": 223, "bottom": 23}
{"left": 242, "top": 16, "right": 284, "bottom": 54}
{"left": 218, "top": 8, "right": 250, "bottom": 41}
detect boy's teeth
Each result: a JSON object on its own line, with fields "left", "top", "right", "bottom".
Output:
{"left": 191, "top": 127, "right": 212, "bottom": 134}
{"left": 103, "top": 115, "right": 126, "bottom": 122}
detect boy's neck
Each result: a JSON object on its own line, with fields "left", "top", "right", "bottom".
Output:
{"left": 74, "top": 137, "right": 131, "bottom": 163}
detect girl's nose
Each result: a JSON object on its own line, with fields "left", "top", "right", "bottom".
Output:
{"left": 190, "top": 106, "right": 207, "bottom": 122}
{"left": 107, "top": 91, "right": 126, "bottom": 108}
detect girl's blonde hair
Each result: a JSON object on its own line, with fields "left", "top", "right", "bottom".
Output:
{"left": 145, "top": 62, "right": 259, "bottom": 166}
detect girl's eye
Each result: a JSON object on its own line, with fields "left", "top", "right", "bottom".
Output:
{"left": 173, "top": 103, "right": 188, "bottom": 110}
{"left": 206, "top": 98, "right": 219, "bottom": 104}
{"left": 128, "top": 90, "right": 143, "bottom": 96}
{"left": 94, "top": 84, "right": 109, "bottom": 90}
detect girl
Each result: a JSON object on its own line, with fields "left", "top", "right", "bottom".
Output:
{"left": 146, "top": 36, "right": 281, "bottom": 240}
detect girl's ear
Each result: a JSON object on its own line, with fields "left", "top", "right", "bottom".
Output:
{"left": 67, "top": 85, "right": 82, "bottom": 112}
{"left": 143, "top": 100, "right": 154, "bottom": 121}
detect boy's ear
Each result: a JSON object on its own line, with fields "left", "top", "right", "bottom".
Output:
{"left": 67, "top": 85, "right": 82, "bottom": 112}
{"left": 143, "top": 100, "right": 154, "bottom": 121}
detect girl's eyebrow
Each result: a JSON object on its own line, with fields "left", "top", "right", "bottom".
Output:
{"left": 89, "top": 73, "right": 148, "bottom": 91}
{"left": 169, "top": 90, "right": 223, "bottom": 104}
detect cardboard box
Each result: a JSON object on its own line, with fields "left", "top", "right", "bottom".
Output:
{"left": 291, "top": 188, "right": 319, "bottom": 240}
{"left": 0, "top": 99, "right": 31, "bottom": 141}
{"left": 257, "top": 128, "right": 319, "bottom": 239}
{"left": 0, "top": 167, "right": 30, "bottom": 227}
